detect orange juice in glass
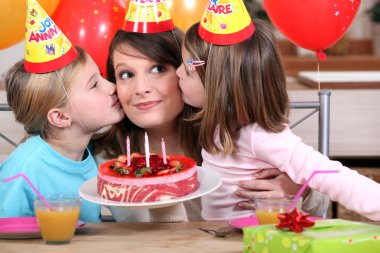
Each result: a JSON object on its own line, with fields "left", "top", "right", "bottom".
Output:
{"left": 254, "top": 195, "right": 302, "bottom": 225}
{"left": 34, "top": 194, "right": 81, "bottom": 245}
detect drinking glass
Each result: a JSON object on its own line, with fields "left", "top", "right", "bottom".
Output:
{"left": 254, "top": 195, "right": 302, "bottom": 225}
{"left": 34, "top": 194, "right": 81, "bottom": 245}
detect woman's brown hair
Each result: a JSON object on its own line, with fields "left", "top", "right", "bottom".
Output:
{"left": 94, "top": 28, "right": 202, "bottom": 164}
{"left": 185, "top": 20, "right": 289, "bottom": 156}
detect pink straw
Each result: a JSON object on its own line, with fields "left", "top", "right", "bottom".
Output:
{"left": 126, "top": 136, "right": 131, "bottom": 166}
{"left": 2, "top": 173, "right": 52, "bottom": 209}
{"left": 287, "top": 170, "right": 339, "bottom": 211}
{"left": 161, "top": 138, "right": 167, "bottom": 164}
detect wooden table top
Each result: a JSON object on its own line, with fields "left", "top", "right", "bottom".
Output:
{"left": 2, "top": 220, "right": 380, "bottom": 252}
{"left": 0, "top": 221, "right": 242, "bottom": 253}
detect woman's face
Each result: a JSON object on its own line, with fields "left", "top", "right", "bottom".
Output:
{"left": 176, "top": 47, "right": 205, "bottom": 109}
{"left": 112, "top": 43, "right": 184, "bottom": 129}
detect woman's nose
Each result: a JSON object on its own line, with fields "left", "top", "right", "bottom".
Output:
{"left": 135, "top": 77, "right": 152, "bottom": 95}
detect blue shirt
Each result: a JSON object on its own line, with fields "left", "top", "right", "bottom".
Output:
{"left": 0, "top": 135, "right": 101, "bottom": 222}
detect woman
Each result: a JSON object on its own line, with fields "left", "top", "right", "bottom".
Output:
{"left": 94, "top": 28, "right": 328, "bottom": 222}
{"left": 94, "top": 28, "right": 203, "bottom": 221}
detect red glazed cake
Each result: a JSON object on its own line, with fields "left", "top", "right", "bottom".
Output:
{"left": 97, "top": 153, "right": 199, "bottom": 203}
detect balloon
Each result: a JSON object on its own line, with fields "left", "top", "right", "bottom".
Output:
{"left": 264, "top": 0, "right": 361, "bottom": 54}
{"left": 52, "top": 0, "right": 127, "bottom": 77}
{"left": 166, "top": 0, "right": 208, "bottom": 31}
{"left": 0, "top": 0, "right": 60, "bottom": 50}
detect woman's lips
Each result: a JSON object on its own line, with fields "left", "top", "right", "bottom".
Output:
{"left": 135, "top": 101, "right": 160, "bottom": 110}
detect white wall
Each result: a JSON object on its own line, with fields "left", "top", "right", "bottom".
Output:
{"left": 349, "top": 0, "right": 376, "bottom": 39}
{"left": 0, "top": 42, "right": 24, "bottom": 79}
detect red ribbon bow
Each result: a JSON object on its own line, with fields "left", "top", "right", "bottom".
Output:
{"left": 276, "top": 208, "right": 315, "bottom": 233}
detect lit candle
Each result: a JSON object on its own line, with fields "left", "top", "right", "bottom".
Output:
{"left": 161, "top": 138, "right": 167, "bottom": 164}
{"left": 144, "top": 132, "right": 150, "bottom": 167}
{"left": 126, "top": 136, "right": 130, "bottom": 166}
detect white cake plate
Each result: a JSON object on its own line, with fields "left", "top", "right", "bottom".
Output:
{"left": 79, "top": 166, "right": 222, "bottom": 209}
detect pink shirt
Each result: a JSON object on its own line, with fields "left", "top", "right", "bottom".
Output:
{"left": 201, "top": 124, "right": 380, "bottom": 221}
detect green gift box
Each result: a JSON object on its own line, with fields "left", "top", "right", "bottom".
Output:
{"left": 243, "top": 219, "right": 380, "bottom": 253}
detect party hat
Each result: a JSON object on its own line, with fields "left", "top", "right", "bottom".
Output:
{"left": 24, "top": 0, "right": 77, "bottom": 73}
{"left": 123, "top": 0, "right": 175, "bottom": 33}
{"left": 198, "top": 0, "right": 255, "bottom": 45}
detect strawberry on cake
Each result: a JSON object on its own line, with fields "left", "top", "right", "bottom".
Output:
{"left": 97, "top": 153, "right": 199, "bottom": 203}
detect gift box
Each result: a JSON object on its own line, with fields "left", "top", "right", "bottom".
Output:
{"left": 243, "top": 219, "right": 380, "bottom": 253}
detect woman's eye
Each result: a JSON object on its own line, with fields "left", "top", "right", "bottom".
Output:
{"left": 152, "top": 65, "right": 166, "bottom": 74}
{"left": 119, "top": 71, "right": 133, "bottom": 80}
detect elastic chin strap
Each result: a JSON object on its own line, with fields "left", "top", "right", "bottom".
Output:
{"left": 54, "top": 71, "right": 96, "bottom": 135}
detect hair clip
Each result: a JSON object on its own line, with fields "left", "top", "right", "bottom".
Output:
{"left": 187, "top": 59, "right": 205, "bottom": 71}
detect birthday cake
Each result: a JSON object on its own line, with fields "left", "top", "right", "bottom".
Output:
{"left": 97, "top": 153, "right": 199, "bottom": 203}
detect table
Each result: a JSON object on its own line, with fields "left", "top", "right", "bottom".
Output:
{"left": 2, "top": 221, "right": 380, "bottom": 252}
{"left": 0, "top": 221, "right": 242, "bottom": 253}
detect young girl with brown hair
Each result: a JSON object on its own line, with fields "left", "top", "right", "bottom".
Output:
{"left": 177, "top": 15, "right": 380, "bottom": 221}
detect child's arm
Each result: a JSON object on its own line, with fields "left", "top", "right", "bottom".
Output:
{"left": 253, "top": 125, "right": 380, "bottom": 221}
{"left": 236, "top": 170, "right": 329, "bottom": 217}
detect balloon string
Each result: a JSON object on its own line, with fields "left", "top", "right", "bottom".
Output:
{"left": 317, "top": 61, "right": 320, "bottom": 91}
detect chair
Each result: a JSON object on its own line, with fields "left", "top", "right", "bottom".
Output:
{"left": 290, "top": 90, "right": 331, "bottom": 218}
{"left": 0, "top": 103, "right": 17, "bottom": 147}
{"left": 290, "top": 90, "right": 331, "bottom": 156}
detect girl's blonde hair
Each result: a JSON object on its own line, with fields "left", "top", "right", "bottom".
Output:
{"left": 4, "top": 46, "right": 87, "bottom": 140}
{"left": 185, "top": 20, "right": 289, "bottom": 156}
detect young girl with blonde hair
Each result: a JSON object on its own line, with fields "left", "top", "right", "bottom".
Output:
{"left": 177, "top": 17, "right": 380, "bottom": 221}
{"left": 0, "top": 0, "right": 124, "bottom": 221}
{"left": 0, "top": 46, "right": 124, "bottom": 221}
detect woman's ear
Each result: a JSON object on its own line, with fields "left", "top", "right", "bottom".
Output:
{"left": 47, "top": 108, "right": 72, "bottom": 129}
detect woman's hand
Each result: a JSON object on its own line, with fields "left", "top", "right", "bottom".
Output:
{"left": 235, "top": 168, "right": 310, "bottom": 210}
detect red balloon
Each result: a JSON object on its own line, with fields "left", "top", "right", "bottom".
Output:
{"left": 52, "top": 0, "right": 127, "bottom": 76}
{"left": 264, "top": 0, "right": 361, "bottom": 52}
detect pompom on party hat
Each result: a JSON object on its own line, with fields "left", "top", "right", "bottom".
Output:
{"left": 123, "top": 0, "right": 175, "bottom": 33}
{"left": 24, "top": 0, "right": 77, "bottom": 73}
{"left": 198, "top": 0, "right": 255, "bottom": 45}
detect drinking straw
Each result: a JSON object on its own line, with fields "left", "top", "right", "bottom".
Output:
{"left": 2, "top": 173, "right": 52, "bottom": 209}
{"left": 287, "top": 170, "right": 339, "bottom": 211}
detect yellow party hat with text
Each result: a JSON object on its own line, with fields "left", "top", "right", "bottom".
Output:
{"left": 198, "top": 0, "right": 254, "bottom": 45}
{"left": 123, "top": 0, "right": 175, "bottom": 33}
{"left": 24, "top": 0, "right": 77, "bottom": 73}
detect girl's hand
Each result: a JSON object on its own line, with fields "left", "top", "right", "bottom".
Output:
{"left": 235, "top": 168, "right": 310, "bottom": 210}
